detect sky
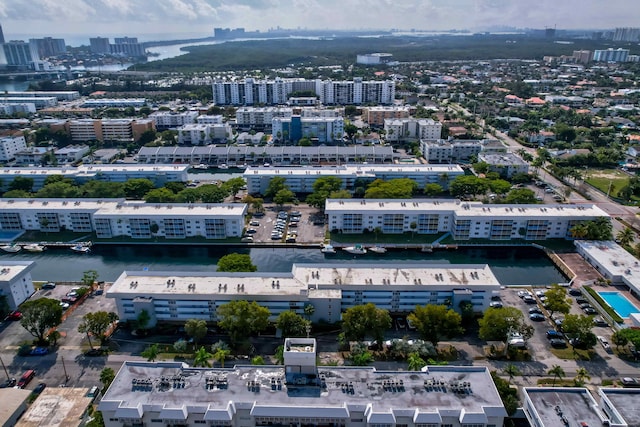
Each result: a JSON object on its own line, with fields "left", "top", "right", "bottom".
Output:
{"left": 1, "top": 0, "right": 639, "bottom": 44}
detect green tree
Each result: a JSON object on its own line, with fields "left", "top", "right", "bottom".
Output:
{"left": 216, "top": 253, "right": 257, "bottom": 272}
{"left": 137, "top": 129, "right": 157, "bottom": 145}
{"left": 217, "top": 300, "right": 270, "bottom": 346}
{"left": 490, "top": 371, "right": 520, "bottom": 416}
{"left": 198, "top": 184, "right": 230, "bottom": 203}
{"left": 616, "top": 227, "right": 636, "bottom": 247}
{"left": 212, "top": 348, "right": 230, "bottom": 367}
{"left": 264, "top": 176, "right": 288, "bottom": 198}
{"left": 221, "top": 177, "right": 246, "bottom": 197}
{"left": 344, "top": 122, "right": 358, "bottom": 141}
{"left": 349, "top": 343, "right": 374, "bottom": 366}
{"left": 2, "top": 189, "right": 31, "bottom": 198}
{"left": 562, "top": 314, "right": 597, "bottom": 349}
{"left": 80, "top": 181, "right": 125, "bottom": 198}
{"left": 78, "top": 311, "right": 118, "bottom": 347}
{"left": 273, "top": 188, "right": 296, "bottom": 207}
{"left": 251, "top": 355, "right": 265, "bottom": 365}
{"left": 408, "top": 304, "right": 463, "bottom": 346}
{"left": 449, "top": 175, "right": 489, "bottom": 198}
{"left": 548, "top": 365, "right": 565, "bottom": 386}
{"left": 303, "top": 303, "right": 315, "bottom": 320}
{"left": 20, "top": 298, "right": 63, "bottom": 345}
{"left": 82, "top": 270, "right": 99, "bottom": 287}
{"left": 36, "top": 181, "right": 81, "bottom": 198}
{"left": 194, "top": 346, "right": 214, "bottom": 367}
{"left": 505, "top": 188, "right": 537, "bottom": 204}
{"left": 365, "top": 178, "right": 417, "bottom": 199}
{"left": 141, "top": 344, "right": 159, "bottom": 361}
{"left": 100, "top": 367, "right": 116, "bottom": 392}
{"left": 543, "top": 284, "right": 571, "bottom": 317}
{"left": 424, "top": 183, "right": 443, "bottom": 197}
{"left": 184, "top": 319, "right": 208, "bottom": 346}
{"left": 136, "top": 309, "right": 151, "bottom": 332}
{"left": 306, "top": 176, "right": 344, "bottom": 209}
{"left": 503, "top": 364, "right": 521, "bottom": 385}
{"left": 407, "top": 352, "right": 426, "bottom": 371}
{"left": 276, "top": 311, "right": 310, "bottom": 337}
{"left": 611, "top": 328, "right": 640, "bottom": 350}
{"left": 173, "top": 339, "right": 187, "bottom": 353}
{"left": 123, "top": 178, "right": 155, "bottom": 199}
{"left": 144, "top": 187, "right": 177, "bottom": 202}
{"left": 274, "top": 345, "right": 285, "bottom": 365}
{"left": 341, "top": 303, "right": 392, "bottom": 347}
{"left": 8, "top": 176, "right": 34, "bottom": 193}
{"left": 574, "top": 367, "right": 591, "bottom": 386}
{"left": 478, "top": 306, "right": 533, "bottom": 342}
{"left": 488, "top": 179, "right": 512, "bottom": 195}
{"left": 611, "top": 330, "right": 630, "bottom": 350}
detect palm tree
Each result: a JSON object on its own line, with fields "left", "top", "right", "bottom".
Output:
{"left": 503, "top": 364, "right": 521, "bottom": 385}
{"left": 548, "top": 365, "right": 565, "bottom": 386}
{"left": 407, "top": 352, "right": 426, "bottom": 371}
{"left": 193, "top": 346, "right": 214, "bottom": 367}
{"left": 303, "top": 304, "right": 315, "bottom": 321}
{"left": 213, "top": 348, "right": 230, "bottom": 368}
{"left": 616, "top": 227, "right": 636, "bottom": 247}
{"left": 574, "top": 367, "right": 591, "bottom": 386}
{"left": 141, "top": 344, "right": 159, "bottom": 362}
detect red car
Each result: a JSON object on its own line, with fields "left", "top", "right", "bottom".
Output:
{"left": 6, "top": 311, "right": 22, "bottom": 320}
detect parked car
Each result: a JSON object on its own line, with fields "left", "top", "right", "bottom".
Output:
{"left": 621, "top": 377, "right": 640, "bottom": 388}
{"left": 529, "top": 313, "right": 545, "bottom": 321}
{"left": 535, "top": 290, "right": 546, "bottom": 297}
{"left": 17, "top": 370, "right": 35, "bottom": 388}
{"left": 583, "top": 307, "right": 598, "bottom": 315}
{"left": 249, "top": 220, "right": 260, "bottom": 226}
{"left": 579, "top": 303, "right": 593, "bottom": 309}
{"left": 41, "top": 282, "right": 56, "bottom": 289}
{"left": 33, "top": 382, "right": 46, "bottom": 394}
{"left": 568, "top": 288, "right": 582, "bottom": 296}
{"left": 549, "top": 338, "right": 567, "bottom": 348}
{"left": 245, "top": 228, "right": 257, "bottom": 234}
{"left": 30, "top": 347, "right": 49, "bottom": 356}
{"left": 597, "top": 336, "right": 612, "bottom": 352}
{"left": 59, "top": 301, "right": 70, "bottom": 310}
{"left": 529, "top": 307, "right": 543, "bottom": 314}
{"left": 593, "top": 317, "right": 608, "bottom": 327}
{"left": 0, "top": 378, "right": 16, "bottom": 388}
{"left": 5, "top": 310, "right": 22, "bottom": 320}
{"left": 576, "top": 297, "right": 589, "bottom": 305}
{"left": 489, "top": 301, "right": 503, "bottom": 308}
{"left": 517, "top": 290, "right": 532, "bottom": 298}
{"left": 523, "top": 295, "right": 537, "bottom": 304}
{"left": 546, "top": 330, "right": 564, "bottom": 340}
{"left": 241, "top": 237, "right": 254, "bottom": 242}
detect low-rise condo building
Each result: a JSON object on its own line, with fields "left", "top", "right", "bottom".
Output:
{"left": 0, "top": 261, "right": 35, "bottom": 310}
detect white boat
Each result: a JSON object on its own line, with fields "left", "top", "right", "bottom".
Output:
{"left": 218, "top": 163, "right": 229, "bottom": 170}
{"left": 23, "top": 243, "right": 46, "bottom": 252}
{"left": 70, "top": 244, "right": 91, "bottom": 253}
{"left": 194, "top": 164, "right": 208, "bottom": 170}
{"left": 321, "top": 244, "right": 336, "bottom": 254}
{"left": 1, "top": 244, "right": 21, "bottom": 253}
{"left": 343, "top": 244, "right": 367, "bottom": 255}
{"left": 368, "top": 245, "right": 387, "bottom": 254}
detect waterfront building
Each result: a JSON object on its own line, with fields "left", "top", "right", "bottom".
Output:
{"left": 135, "top": 145, "right": 396, "bottom": 166}
{"left": 477, "top": 152, "right": 529, "bottom": 178}
{"left": 0, "top": 103, "right": 36, "bottom": 115}
{"left": 522, "top": 387, "right": 608, "bottom": 427}
{"left": 212, "top": 77, "right": 395, "bottom": 106}
{"left": 244, "top": 164, "right": 463, "bottom": 195}
{"left": 364, "top": 106, "right": 411, "bottom": 127}
{"left": 0, "top": 198, "right": 244, "bottom": 240}
{"left": 0, "top": 261, "right": 35, "bottom": 310}
{"left": 177, "top": 123, "right": 233, "bottom": 145}
{"left": 325, "top": 199, "right": 608, "bottom": 240}
{"left": 0, "top": 134, "right": 27, "bottom": 162}
{"left": 0, "top": 40, "right": 40, "bottom": 68}
{"left": 271, "top": 115, "right": 344, "bottom": 144}
{"left": 0, "top": 91, "right": 80, "bottom": 101}
{"left": 99, "top": 345, "right": 507, "bottom": 427}
{"left": 384, "top": 118, "right": 442, "bottom": 142}
{"left": 107, "top": 263, "right": 500, "bottom": 324}
{"left": 28, "top": 37, "right": 66, "bottom": 57}
{"left": 89, "top": 37, "right": 110, "bottom": 54}
{"left": 613, "top": 27, "right": 640, "bottom": 42}
{"left": 81, "top": 98, "right": 146, "bottom": 108}
{"left": 420, "top": 139, "right": 483, "bottom": 164}
{"left": 0, "top": 164, "right": 188, "bottom": 191}
{"left": 235, "top": 106, "right": 293, "bottom": 131}
{"left": 150, "top": 110, "right": 199, "bottom": 130}
{"left": 593, "top": 48, "right": 630, "bottom": 62}
{"left": 0, "top": 23, "right": 4, "bottom": 44}
{"left": 0, "top": 96, "right": 57, "bottom": 109}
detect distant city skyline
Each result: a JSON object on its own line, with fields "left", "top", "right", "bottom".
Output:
{"left": 0, "top": 0, "right": 639, "bottom": 45}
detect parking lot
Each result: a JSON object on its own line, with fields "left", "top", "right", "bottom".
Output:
{"left": 242, "top": 204, "right": 326, "bottom": 244}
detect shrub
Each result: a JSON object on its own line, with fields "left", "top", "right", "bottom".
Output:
{"left": 583, "top": 286, "right": 624, "bottom": 323}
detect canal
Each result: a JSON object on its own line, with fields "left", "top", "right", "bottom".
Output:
{"left": 1, "top": 245, "right": 566, "bottom": 286}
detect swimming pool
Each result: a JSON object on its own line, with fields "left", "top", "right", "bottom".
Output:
{"left": 597, "top": 291, "right": 640, "bottom": 318}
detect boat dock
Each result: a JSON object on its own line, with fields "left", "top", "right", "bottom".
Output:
{"left": 13, "top": 241, "right": 92, "bottom": 249}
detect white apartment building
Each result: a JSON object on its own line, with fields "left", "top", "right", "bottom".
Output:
{"left": 150, "top": 111, "right": 199, "bottom": 130}
{"left": 177, "top": 123, "right": 233, "bottom": 145}
{"left": 107, "top": 263, "right": 501, "bottom": 325}
{"left": 420, "top": 139, "right": 483, "bottom": 164}
{"left": 1, "top": 91, "right": 80, "bottom": 101}
{"left": 0, "top": 103, "right": 36, "bottom": 115}
{"left": 0, "top": 199, "right": 245, "bottom": 239}
{"left": 599, "top": 388, "right": 640, "bottom": 427}
{"left": 325, "top": 199, "right": 608, "bottom": 240}
{"left": 196, "top": 114, "right": 224, "bottom": 124}
{"left": 0, "top": 164, "right": 188, "bottom": 191}
{"left": 0, "top": 96, "right": 57, "bottom": 109}
{"left": 235, "top": 107, "right": 293, "bottom": 131}
{"left": 244, "top": 164, "right": 463, "bottom": 195}
{"left": 100, "top": 350, "right": 506, "bottom": 427}
{"left": 54, "top": 144, "right": 90, "bottom": 164}
{"left": 384, "top": 118, "right": 442, "bottom": 142}
{"left": 0, "top": 134, "right": 27, "bottom": 162}
{"left": 299, "top": 108, "right": 342, "bottom": 118}
{"left": 0, "top": 261, "right": 35, "bottom": 311}
{"left": 81, "top": 98, "right": 146, "bottom": 108}
{"left": 364, "top": 106, "right": 412, "bottom": 127}
{"left": 136, "top": 145, "right": 396, "bottom": 166}
{"left": 213, "top": 77, "right": 394, "bottom": 106}
{"left": 477, "top": 153, "right": 529, "bottom": 178}
{"left": 271, "top": 116, "right": 344, "bottom": 144}
{"left": 522, "top": 387, "right": 609, "bottom": 427}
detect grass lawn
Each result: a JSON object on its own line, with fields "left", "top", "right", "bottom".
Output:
{"left": 585, "top": 169, "right": 629, "bottom": 198}
{"left": 550, "top": 347, "right": 595, "bottom": 361}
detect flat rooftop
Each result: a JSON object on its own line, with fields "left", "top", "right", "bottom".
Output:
{"left": 108, "top": 263, "right": 499, "bottom": 297}
{"left": 524, "top": 387, "right": 605, "bottom": 427}
{"left": 95, "top": 202, "right": 246, "bottom": 217}
{"left": 15, "top": 387, "right": 92, "bottom": 427}
{"left": 575, "top": 240, "right": 640, "bottom": 292}
{"left": 600, "top": 388, "right": 640, "bottom": 426}
{"left": 100, "top": 362, "right": 505, "bottom": 419}
{"left": 0, "top": 261, "right": 35, "bottom": 281}
{"left": 246, "top": 164, "right": 462, "bottom": 177}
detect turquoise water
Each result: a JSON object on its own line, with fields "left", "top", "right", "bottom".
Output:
{"left": 598, "top": 291, "right": 640, "bottom": 318}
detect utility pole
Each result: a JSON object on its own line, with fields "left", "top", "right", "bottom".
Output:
{"left": 61, "top": 356, "right": 69, "bottom": 382}
{"left": 0, "top": 355, "right": 9, "bottom": 380}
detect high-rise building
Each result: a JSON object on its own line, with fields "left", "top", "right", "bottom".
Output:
{"left": 114, "top": 36, "right": 138, "bottom": 44}
{"left": 110, "top": 36, "right": 145, "bottom": 57}
{"left": 0, "top": 40, "right": 40, "bottom": 68}
{"left": 0, "top": 23, "right": 5, "bottom": 44}
{"left": 89, "top": 37, "right": 110, "bottom": 54}
{"left": 29, "top": 37, "right": 66, "bottom": 57}
{"left": 593, "top": 48, "right": 630, "bottom": 62}
{"left": 613, "top": 27, "right": 640, "bottom": 42}
{"left": 572, "top": 50, "right": 592, "bottom": 64}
